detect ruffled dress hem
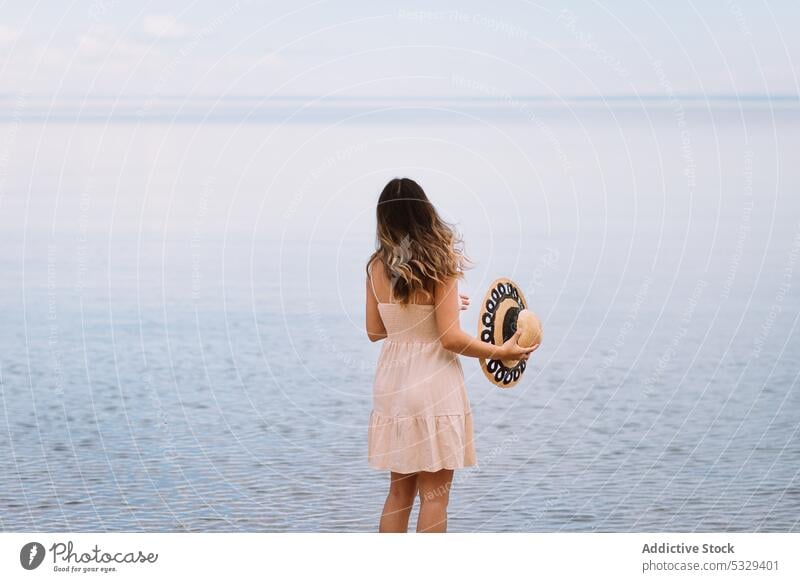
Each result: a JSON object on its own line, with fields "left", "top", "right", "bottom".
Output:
{"left": 367, "top": 409, "right": 477, "bottom": 474}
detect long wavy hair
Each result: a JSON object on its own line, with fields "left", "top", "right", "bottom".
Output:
{"left": 367, "top": 178, "right": 469, "bottom": 304}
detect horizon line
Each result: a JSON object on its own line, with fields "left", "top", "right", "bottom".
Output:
{"left": 0, "top": 93, "right": 798, "bottom": 102}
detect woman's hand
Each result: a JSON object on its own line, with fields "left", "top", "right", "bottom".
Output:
{"left": 498, "top": 330, "right": 539, "bottom": 361}
{"left": 459, "top": 293, "right": 470, "bottom": 311}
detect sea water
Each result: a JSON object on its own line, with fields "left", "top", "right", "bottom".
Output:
{"left": 1, "top": 100, "right": 798, "bottom": 531}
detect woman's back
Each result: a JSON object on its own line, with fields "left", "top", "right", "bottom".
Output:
{"left": 369, "top": 259, "right": 439, "bottom": 342}
{"left": 376, "top": 303, "right": 440, "bottom": 343}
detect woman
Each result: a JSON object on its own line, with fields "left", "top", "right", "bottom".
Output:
{"left": 365, "top": 177, "right": 538, "bottom": 533}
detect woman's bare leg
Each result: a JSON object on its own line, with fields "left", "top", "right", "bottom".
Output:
{"left": 416, "top": 469, "right": 454, "bottom": 533}
{"left": 379, "top": 471, "right": 419, "bottom": 533}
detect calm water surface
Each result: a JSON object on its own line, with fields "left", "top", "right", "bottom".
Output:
{"left": 1, "top": 104, "right": 799, "bottom": 531}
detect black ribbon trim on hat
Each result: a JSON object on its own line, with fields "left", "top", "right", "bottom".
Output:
{"left": 480, "top": 280, "right": 528, "bottom": 385}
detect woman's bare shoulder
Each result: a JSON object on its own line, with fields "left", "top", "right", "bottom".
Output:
{"left": 368, "top": 256, "right": 386, "bottom": 275}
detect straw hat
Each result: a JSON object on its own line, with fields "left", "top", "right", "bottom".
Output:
{"left": 477, "top": 277, "right": 542, "bottom": 388}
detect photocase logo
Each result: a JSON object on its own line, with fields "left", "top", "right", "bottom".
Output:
{"left": 20, "top": 542, "right": 46, "bottom": 570}
{"left": 16, "top": 539, "right": 158, "bottom": 573}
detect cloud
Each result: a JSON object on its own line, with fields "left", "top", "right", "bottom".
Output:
{"left": 75, "top": 30, "right": 156, "bottom": 63}
{"left": 142, "top": 14, "right": 188, "bottom": 40}
{"left": 259, "top": 52, "right": 284, "bottom": 67}
{"left": 76, "top": 34, "right": 108, "bottom": 59}
{"left": 0, "top": 25, "right": 20, "bottom": 45}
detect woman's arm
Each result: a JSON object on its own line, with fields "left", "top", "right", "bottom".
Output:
{"left": 434, "top": 276, "right": 537, "bottom": 360}
{"left": 365, "top": 262, "right": 387, "bottom": 342}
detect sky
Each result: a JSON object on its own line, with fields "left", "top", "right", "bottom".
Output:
{"left": 0, "top": 0, "right": 798, "bottom": 106}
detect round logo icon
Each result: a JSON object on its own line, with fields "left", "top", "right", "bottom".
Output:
{"left": 20, "top": 542, "right": 46, "bottom": 570}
